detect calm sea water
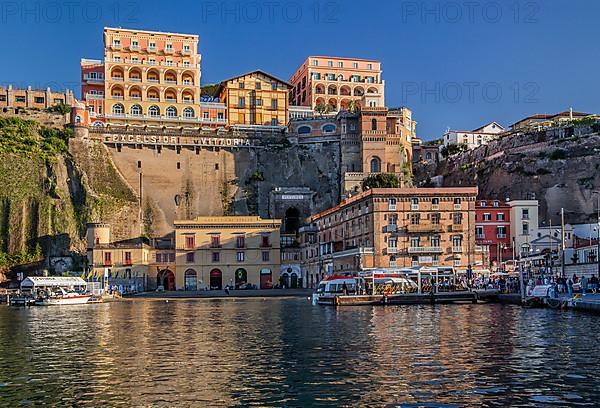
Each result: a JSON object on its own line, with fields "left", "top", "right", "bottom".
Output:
{"left": 0, "top": 298, "right": 599, "bottom": 407}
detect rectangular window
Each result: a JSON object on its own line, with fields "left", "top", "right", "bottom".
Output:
{"left": 104, "top": 252, "right": 112, "bottom": 264}
{"left": 255, "top": 82, "right": 261, "bottom": 90}
{"left": 238, "top": 97, "right": 245, "bottom": 108}
{"left": 34, "top": 97, "right": 44, "bottom": 104}
{"left": 186, "top": 252, "right": 195, "bottom": 263}
{"left": 523, "top": 223, "right": 529, "bottom": 235}
{"left": 132, "top": 40, "right": 138, "bottom": 48}
{"left": 497, "top": 226, "right": 507, "bottom": 238}
{"left": 156, "top": 253, "right": 162, "bottom": 263}
{"left": 262, "top": 235, "right": 270, "bottom": 247}
{"left": 15, "top": 96, "right": 26, "bottom": 103}
{"left": 211, "top": 235, "right": 221, "bottom": 248}
{"left": 497, "top": 213, "right": 505, "bottom": 221}
{"left": 262, "top": 251, "right": 270, "bottom": 262}
{"left": 337, "top": 61, "right": 343, "bottom": 68}
{"left": 431, "top": 213, "right": 440, "bottom": 225}
{"left": 453, "top": 213, "right": 463, "bottom": 224}
{"left": 185, "top": 235, "right": 195, "bottom": 249}
{"left": 236, "top": 251, "right": 245, "bottom": 262}
{"left": 212, "top": 252, "right": 220, "bottom": 262}
{"left": 367, "top": 63, "right": 373, "bottom": 69}
{"left": 353, "top": 62, "right": 358, "bottom": 68}
{"left": 236, "top": 236, "right": 245, "bottom": 248}
{"left": 483, "top": 213, "right": 491, "bottom": 221}
{"left": 271, "top": 82, "right": 277, "bottom": 91}
{"left": 327, "top": 61, "right": 333, "bottom": 67}
{"left": 476, "top": 226, "right": 484, "bottom": 238}
{"left": 410, "top": 213, "right": 421, "bottom": 225}
{"left": 312, "top": 60, "right": 318, "bottom": 66}
{"left": 522, "top": 209, "right": 529, "bottom": 220}
{"left": 271, "top": 99, "right": 277, "bottom": 110}
{"left": 239, "top": 82, "right": 245, "bottom": 89}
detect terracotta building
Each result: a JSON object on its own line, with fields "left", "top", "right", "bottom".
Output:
{"left": 77, "top": 27, "right": 226, "bottom": 128}
{"left": 309, "top": 187, "right": 478, "bottom": 276}
{"left": 174, "top": 216, "right": 281, "bottom": 290}
{"left": 217, "top": 70, "right": 290, "bottom": 128}
{"left": 475, "top": 199, "right": 511, "bottom": 268}
{"left": 288, "top": 56, "right": 385, "bottom": 111}
{"left": 0, "top": 85, "right": 73, "bottom": 110}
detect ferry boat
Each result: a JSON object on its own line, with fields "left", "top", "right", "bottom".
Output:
{"left": 19, "top": 276, "right": 91, "bottom": 306}
{"left": 312, "top": 272, "right": 418, "bottom": 305}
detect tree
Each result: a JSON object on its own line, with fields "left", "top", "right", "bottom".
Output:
{"left": 346, "top": 100, "right": 360, "bottom": 113}
{"left": 47, "top": 103, "right": 72, "bottom": 115}
{"left": 361, "top": 173, "right": 400, "bottom": 190}
{"left": 315, "top": 102, "right": 332, "bottom": 117}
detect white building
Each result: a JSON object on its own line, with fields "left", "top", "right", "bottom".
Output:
{"left": 508, "top": 200, "right": 539, "bottom": 257}
{"left": 443, "top": 122, "right": 505, "bottom": 150}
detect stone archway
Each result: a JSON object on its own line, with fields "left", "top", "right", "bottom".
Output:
{"left": 184, "top": 269, "right": 197, "bottom": 291}
{"left": 284, "top": 207, "right": 301, "bottom": 234}
{"left": 210, "top": 269, "right": 222, "bottom": 290}
{"left": 157, "top": 269, "right": 175, "bottom": 291}
{"left": 235, "top": 268, "right": 247, "bottom": 289}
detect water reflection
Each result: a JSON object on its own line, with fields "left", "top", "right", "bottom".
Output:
{"left": 0, "top": 300, "right": 599, "bottom": 407}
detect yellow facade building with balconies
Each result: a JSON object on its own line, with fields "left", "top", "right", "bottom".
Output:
{"left": 217, "top": 70, "right": 291, "bottom": 127}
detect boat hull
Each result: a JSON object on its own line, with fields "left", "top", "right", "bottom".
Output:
{"left": 39, "top": 295, "right": 92, "bottom": 305}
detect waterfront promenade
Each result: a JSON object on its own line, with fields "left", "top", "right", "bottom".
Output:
{"left": 130, "top": 288, "right": 313, "bottom": 299}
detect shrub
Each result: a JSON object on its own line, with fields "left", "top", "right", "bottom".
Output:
{"left": 362, "top": 173, "right": 400, "bottom": 190}
{"left": 46, "top": 103, "right": 72, "bottom": 115}
{"left": 548, "top": 149, "right": 567, "bottom": 160}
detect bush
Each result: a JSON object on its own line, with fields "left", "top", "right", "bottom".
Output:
{"left": 362, "top": 173, "right": 400, "bottom": 190}
{"left": 47, "top": 103, "right": 72, "bottom": 115}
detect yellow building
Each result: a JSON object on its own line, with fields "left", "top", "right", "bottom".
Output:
{"left": 174, "top": 216, "right": 281, "bottom": 290}
{"left": 102, "top": 27, "right": 203, "bottom": 125}
{"left": 85, "top": 223, "right": 153, "bottom": 284}
{"left": 217, "top": 70, "right": 290, "bottom": 127}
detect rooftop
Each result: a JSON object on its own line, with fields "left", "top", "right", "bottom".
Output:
{"left": 103, "top": 26, "right": 199, "bottom": 39}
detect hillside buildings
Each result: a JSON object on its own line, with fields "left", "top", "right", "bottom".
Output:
{"left": 288, "top": 56, "right": 385, "bottom": 111}
{"left": 510, "top": 110, "right": 594, "bottom": 131}
{"left": 0, "top": 85, "right": 73, "bottom": 110}
{"left": 443, "top": 122, "right": 505, "bottom": 150}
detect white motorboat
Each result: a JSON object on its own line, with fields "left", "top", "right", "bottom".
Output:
{"left": 37, "top": 288, "right": 92, "bottom": 305}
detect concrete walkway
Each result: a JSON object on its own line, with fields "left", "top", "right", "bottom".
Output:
{"left": 129, "top": 288, "right": 313, "bottom": 300}
{"left": 571, "top": 293, "right": 600, "bottom": 313}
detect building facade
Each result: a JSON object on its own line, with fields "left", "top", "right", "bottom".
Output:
{"left": 288, "top": 56, "right": 385, "bottom": 112}
{"left": 310, "top": 187, "right": 478, "bottom": 276}
{"left": 77, "top": 27, "right": 227, "bottom": 129}
{"left": 443, "top": 122, "right": 505, "bottom": 150}
{"left": 511, "top": 110, "right": 593, "bottom": 131}
{"left": 174, "top": 216, "right": 281, "bottom": 290}
{"left": 217, "top": 70, "right": 290, "bottom": 128}
{"left": 508, "top": 200, "right": 539, "bottom": 257}
{"left": 0, "top": 85, "right": 73, "bottom": 110}
{"left": 475, "top": 200, "right": 511, "bottom": 268}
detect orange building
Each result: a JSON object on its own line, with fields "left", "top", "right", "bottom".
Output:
{"left": 310, "top": 188, "right": 478, "bottom": 276}
{"left": 78, "top": 27, "right": 226, "bottom": 129}
{"left": 288, "top": 56, "right": 385, "bottom": 112}
{"left": 0, "top": 85, "right": 72, "bottom": 110}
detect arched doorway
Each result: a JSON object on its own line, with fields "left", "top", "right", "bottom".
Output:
{"left": 284, "top": 207, "right": 301, "bottom": 234}
{"left": 290, "top": 273, "right": 299, "bottom": 289}
{"left": 235, "top": 268, "right": 247, "bottom": 289}
{"left": 184, "top": 269, "right": 197, "bottom": 291}
{"left": 370, "top": 156, "right": 381, "bottom": 173}
{"left": 157, "top": 269, "right": 175, "bottom": 291}
{"left": 210, "top": 269, "right": 222, "bottom": 290}
{"left": 260, "top": 268, "right": 273, "bottom": 289}
{"left": 280, "top": 273, "right": 289, "bottom": 288}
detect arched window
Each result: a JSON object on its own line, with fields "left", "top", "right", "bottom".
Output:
{"left": 298, "top": 126, "right": 311, "bottom": 135}
{"left": 425, "top": 152, "right": 432, "bottom": 160}
{"left": 370, "top": 156, "right": 381, "bottom": 173}
{"left": 322, "top": 124, "right": 336, "bottom": 133}
{"left": 183, "top": 107, "right": 195, "bottom": 118}
{"left": 130, "top": 104, "right": 142, "bottom": 116}
{"left": 112, "top": 103, "right": 124, "bottom": 115}
{"left": 75, "top": 115, "right": 81, "bottom": 123}
{"left": 92, "top": 121, "right": 104, "bottom": 127}
{"left": 166, "top": 106, "right": 177, "bottom": 118}
{"left": 371, "top": 118, "right": 377, "bottom": 131}
{"left": 148, "top": 105, "right": 160, "bottom": 117}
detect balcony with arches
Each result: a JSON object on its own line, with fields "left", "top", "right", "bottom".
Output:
{"left": 110, "top": 66, "right": 124, "bottom": 81}
{"left": 164, "top": 88, "right": 178, "bottom": 103}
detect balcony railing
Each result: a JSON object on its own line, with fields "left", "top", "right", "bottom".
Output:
{"left": 408, "top": 247, "right": 443, "bottom": 254}
{"left": 111, "top": 95, "right": 124, "bottom": 100}
{"left": 454, "top": 204, "right": 462, "bottom": 210}
{"left": 452, "top": 246, "right": 463, "bottom": 253}
{"left": 406, "top": 224, "right": 443, "bottom": 233}
{"left": 497, "top": 234, "right": 507, "bottom": 238}
{"left": 130, "top": 96, "right": 142, "bottom": 100}
{"left": 387, "top": 247, "right": 398, "bottom": 254}
{"left": 111, "top": 77, "right": 124, "bottom": 81}
{"left": 130, "top": 78, "right": 142, "bottom": 82}
{"left": 165, "top": 80, "right": 177, "bottom": 85}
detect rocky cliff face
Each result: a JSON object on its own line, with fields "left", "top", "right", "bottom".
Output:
{"left": 0, "top": 113, "right": 138, "bottom": 281}
{"left": 415, "top": 124, "right": 600, "bottom": 224}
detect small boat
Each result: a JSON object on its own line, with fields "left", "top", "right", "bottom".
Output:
{"left": 37, "top": 288, "right": 92, "bottom": 305}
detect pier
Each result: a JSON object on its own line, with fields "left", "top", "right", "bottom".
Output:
{"left": 317, "top": 290, "right": 499, "bottom": 306}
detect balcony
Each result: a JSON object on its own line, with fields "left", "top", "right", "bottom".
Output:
{"left": 148, "top": 79, "right": 159, "bottom": 83}
{"left": 406, "top": 224, "right": 443, "bottom": 233}
{"left": 183, "top": 48, "right": 191, "bottom": 55}
{"left": 408, "top": 247, "right": 443, "bottom": 254}
{"left": 85, "top": 93, "right": 105, "bottom": 100}
{"left": 497, "top": 234, "right": 507, "bottom": 239}
{"left": 111, "top": 95, "right": 124, "bottom": 100}
{"left": 130, "top": 96, "right": 142, "bottom": 101}
{"left": 130, "top": 78, "right": 142, "bottom": 82}
{"left": 384, "top": 224, "right": 398, "bottom": 233}
{"left": 411, "top": 204, "right": 419, "bottom": 211}
{"left": 182, "top": 100, "right": 195, "bottom": 104}
{"left": 164, "top": 47, "right": 174, "bottom": 54}
{"left": 165, "top": 97, "right": 177, "bottom": 102}
{"left": 103, "top": 261, "right": 113, "bottom": 266}
{"left": 111, "top": 77, "right": 124, "bottom": 81}
{"left": 123, "top": 260, "right": 133, "bottom": 266}
{"left": 476, "top": 234, "right": 485, "bottom": 239}
{"left": 449, "top": 224, "right": 464, "bottom": 232}
{"left": 432, "top": 204, "right": 440, "bottom": 210}
{"left": 387, "top": 247, "right": 398, "bottom": 254}
{"left": 112, "top": 43, "right": 121, "bottom": 49}
{"left": 148, "top": 97, "right": 160, "bottom": 102}
{"left": 452, "top": 246, "right": 463, "bottom": 253}
{"left": 165, "top": 80, "right": 177, "bottom": 85}
{"left": 148, "top": 46, "right": 157, "bottom": 52}
{"left": 454, "top": 204, "right": 462, "bottom": 210}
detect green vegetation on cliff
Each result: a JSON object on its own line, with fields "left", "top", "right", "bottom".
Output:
{"left": 0, "top": 117, "right": 72, "bottom": 163}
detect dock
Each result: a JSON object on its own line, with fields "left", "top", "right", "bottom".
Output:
{"left": 318, "top": 290, "right": 499, "bottom": 306}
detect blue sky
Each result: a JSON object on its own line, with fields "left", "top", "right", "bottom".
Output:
{"left": 1, "top": 0, "right": 598, "bottom": 138}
